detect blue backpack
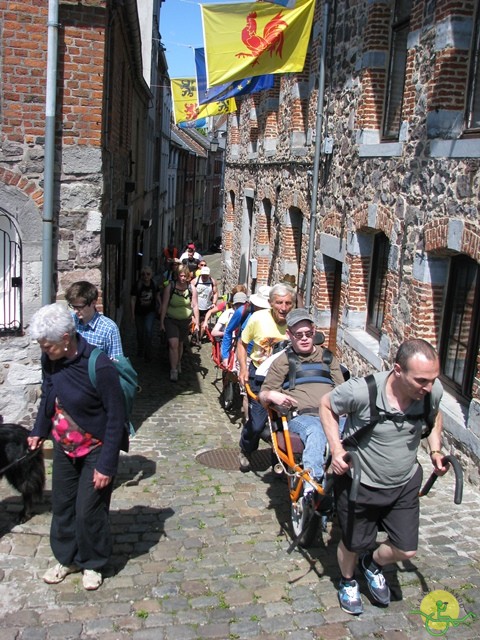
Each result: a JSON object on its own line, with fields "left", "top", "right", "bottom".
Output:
{"left": 88, "top": 348, "right": 139, "bottom": 443}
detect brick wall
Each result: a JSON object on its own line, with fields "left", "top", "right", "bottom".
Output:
{"left": 356, "top": 0, "right": 390, "bottom": 132}
{"left": 407, "top": 280, "right": 443, "bottom": 347}
{"left": 60, "top": 2, "right": 106, "bottom": 145}
{"left": 429, "top": 51, "right": 470, "bottom": 113}
{"left": 346, "top": 255, "right": 370, "bottom": 312}
{"left": 0, "top": 2, "right": 48, "bottom": 142}
{"left": 1, "top": 1, "right": 109, "bottom": 149}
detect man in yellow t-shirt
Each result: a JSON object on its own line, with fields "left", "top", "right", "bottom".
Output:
{"left": 237, "top": 283, "right": 295, "bottom": 470}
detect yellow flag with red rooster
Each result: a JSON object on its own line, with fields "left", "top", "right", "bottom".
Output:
{"left": 201, "top": 0, "right": 315, "bottom": 88}
{"left": 171, "top": 78, "right": 237, "bottom": 125}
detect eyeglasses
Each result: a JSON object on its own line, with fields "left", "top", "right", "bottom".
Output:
{"left": 68, "top": 302, "right": 88, "bottom": 311}
{"left": 199, "top": 263, "right": 207, "bottom": 267}
{"left": 141, "top": 271, "right": 152, "bottom": 276}
{"left": 292, "top": 330, "right": 314, "bottom": 339}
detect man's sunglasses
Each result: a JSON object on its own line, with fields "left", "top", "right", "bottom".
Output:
{"left": 292, "top": 330, "right": 314, "bottom": 339}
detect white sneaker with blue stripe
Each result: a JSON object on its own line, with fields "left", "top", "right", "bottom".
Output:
{"left": 337, "top": 578, "right": 364, "bottom": 615}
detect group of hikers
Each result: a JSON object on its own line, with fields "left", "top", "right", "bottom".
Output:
{"left": 194, "top": 278, "right": 448, "bottom": 616}
{"left": 131, "top": 242, "right": 219, "bottom": 379}
{"left": 27, "top": 247, "right": 451, "bottom": 616}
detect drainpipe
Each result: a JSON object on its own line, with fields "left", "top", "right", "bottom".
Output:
{"left": 42, "top": 0, "right": 59, "bottom": 304}
{"left": 304, "top": 1, "right": 330, "bottom": 311}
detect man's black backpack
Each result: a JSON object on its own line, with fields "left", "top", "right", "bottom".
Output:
{"left": 342, "top": 373, "right": 434, "bottom": 448}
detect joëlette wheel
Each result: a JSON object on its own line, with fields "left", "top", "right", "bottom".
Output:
{"left": 289, "top": 477, "right": 319, "bottom": 548}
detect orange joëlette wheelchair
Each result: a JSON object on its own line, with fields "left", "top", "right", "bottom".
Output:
{"left": 248, "top": 383, "right": 463, "bottom": 553}
{"left": 265, "top": 401, "right": 360, "bottom": 552}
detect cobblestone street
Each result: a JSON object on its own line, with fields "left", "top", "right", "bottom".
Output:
{"left": 0, "top": 254, "right": 479, "bottom": 639}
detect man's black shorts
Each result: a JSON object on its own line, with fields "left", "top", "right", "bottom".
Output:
{"left": 334, "top": 464, "right": 423, "bottom": 553}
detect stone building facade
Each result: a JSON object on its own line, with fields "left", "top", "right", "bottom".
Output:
{"left": 223, "top": 0, "right": 480, "bottom": 479}
{"left": 169, "top": 125, "right": 223, "bottom": 255}
{"left": 0, "top": 0, "right": 167, "bottom": 422}
{"left": 169, "top": 125, "right": 208, "bottom": 251}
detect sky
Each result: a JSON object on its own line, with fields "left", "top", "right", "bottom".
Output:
{"left": 160, "top": 0, "right": 244, "bottom": 79}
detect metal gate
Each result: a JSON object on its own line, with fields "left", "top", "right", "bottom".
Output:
{"left": 0, "top": 211, "right": 22, "bottom": 335}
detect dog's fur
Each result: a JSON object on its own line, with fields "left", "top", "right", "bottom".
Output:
{"left": 0, "top": 423, "right": 45, "bottom": 523}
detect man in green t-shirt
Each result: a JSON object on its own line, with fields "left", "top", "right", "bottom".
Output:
{"left": 319, "top": 339, "right": 448, "bottom": 616}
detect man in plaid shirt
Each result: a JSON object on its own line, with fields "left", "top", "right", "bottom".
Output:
{"left": 65, "top": 281, "right": 124, "bottom": 360}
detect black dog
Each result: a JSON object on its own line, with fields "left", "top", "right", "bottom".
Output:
{"left": 0, "top": 423, "right": 45, "bottom": 523}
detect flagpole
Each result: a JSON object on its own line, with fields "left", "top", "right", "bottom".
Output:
{"left": 304, "top": 0, "right": 330, "bottom": 312}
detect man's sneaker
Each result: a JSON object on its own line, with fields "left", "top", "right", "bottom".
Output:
{"left": 337, "top": 579, "right": 364, "bottom": 615}
{"left": 43, "top": 563, "right": 79, "bottom": 584}
{"left": 359, "top": 554, "right": 391, "bottom": 605}
{"left": 82, "top": 569, "right": 103, "bottom": 591}
{"left": 170, "top": 369, "right": 178, "bottom": 382}
{"left": 238, "top": 449, "right": 251, "bottom": 470}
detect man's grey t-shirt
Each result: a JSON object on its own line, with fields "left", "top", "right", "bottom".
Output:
{"left": 329, "top": 371, "right": 443, "bottom": 489}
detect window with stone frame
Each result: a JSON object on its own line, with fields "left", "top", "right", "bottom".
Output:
{"left": 440, "top": 255, "right": 480, "bottom": 401}
{"left": 366, "top": 232, "right": 389, "bottom": 337}
{"left": 0, "top": 211, "right": 23, "bottom": 336}
{"left": 465, "top": 2, "right": 480, "bottom": 132}
{"left": 286, "top": 207, "right": 303, "bottom": 279}
{"left": 382, "top": 0, "right": 412, "bottom": 139}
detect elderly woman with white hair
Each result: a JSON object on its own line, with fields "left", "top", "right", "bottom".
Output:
{"left": 28, "top": 302, "right": 126, "bottom": 591}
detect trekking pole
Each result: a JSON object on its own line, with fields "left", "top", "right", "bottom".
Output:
{"left": 345, "top": 451, "right": 361, "bottom": 501}
{"left": 322, "top": 450, "right": 361, "bottom": 503}
{"left": 419, "top": 455, "right": 463, "bottom": 504}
